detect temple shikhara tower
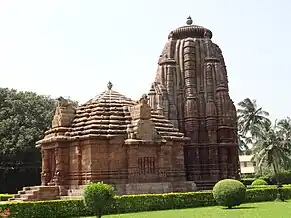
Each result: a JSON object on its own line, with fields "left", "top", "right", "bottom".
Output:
{"left": 10, "top": 17, "right": 239, "bottom": 201}
{"left": 148, "top": 16, "right": 239, "bottom": 188}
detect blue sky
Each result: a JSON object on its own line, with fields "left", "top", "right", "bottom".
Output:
{"left": 0, "top": 0, "right": 290, "bottom": 121}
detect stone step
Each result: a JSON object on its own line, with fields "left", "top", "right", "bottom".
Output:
{"left": 14, "top": 194, "right": 21, "bottom": 198}
{"left": 9, "top": 197, "right": 29, "bottom": 202}
{"left": 20, "top": 194, "right": 35, "bottom": 199}
{"left": 22, "top": 190, "right": 38, "bottom": 195}
{"left": 67, "top": 189, "right": 84, "bottom": 196}
{"left": 23, "top": 187, "right": 32, "bottom": 191}
{"left": 60, "top": 196, "right": 83, "bottom": 200}
{"left": 11, "top": 185, "right": 60, "bottom": 201}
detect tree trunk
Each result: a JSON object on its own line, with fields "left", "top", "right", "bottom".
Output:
{"left": 272, "top": 162, "right": 279, "bottom": 185}
{"left": 272, "top": 161, "right": 284, "bottom": 201}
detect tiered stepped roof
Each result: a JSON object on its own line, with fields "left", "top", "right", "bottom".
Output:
{"left": 37, "top": 82, "right": 187, "bottom": 144}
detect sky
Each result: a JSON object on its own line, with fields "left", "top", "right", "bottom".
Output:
{"left": 0, "top": 0, "right": 290, "bottom": 121}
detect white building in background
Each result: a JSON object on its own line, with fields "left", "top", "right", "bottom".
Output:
{"left": 239, "top": 155, "right": 256, "bottom": 176}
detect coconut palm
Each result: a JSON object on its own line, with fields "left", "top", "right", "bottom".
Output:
{"left": 277, "top": 117, "right": 291, "bottom": 140}
{"left": 252, "top": 120, "right": 291, "bottom": 201}
{"left": 237, "top": 98, "right": 270, "bottom": 137}
{"left": 237, "top": 133, "right": 252, "bottom": 154}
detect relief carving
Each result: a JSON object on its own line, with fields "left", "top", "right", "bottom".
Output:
{"left": 52, "top": 96, "right": 76, "bottom": 128}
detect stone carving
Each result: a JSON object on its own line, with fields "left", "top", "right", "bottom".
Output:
{"left": 148, "top": 17, "right": 239, "bottom": 187}
{"left": 127, "top": 94, "right": 159, "bottom": 141}
{"left": 52, "top": 96, "right": 76, "bottom": 128}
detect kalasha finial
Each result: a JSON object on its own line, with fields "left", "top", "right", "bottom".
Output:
{"left": 186, "top": 16, "right": 193, "bottom": 25}
{"left": 107, "top": 81, "right": 113, "bottom": 90}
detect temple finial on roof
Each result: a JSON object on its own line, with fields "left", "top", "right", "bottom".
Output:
{"left": 186, "top": 16, "right": 193, "bottom": 25}
{"left": 107, "top": 81, "right": 113, "bottom": 90}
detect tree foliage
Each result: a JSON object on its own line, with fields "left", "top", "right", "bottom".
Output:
{"left": 252, "top": 120, "right": 291, "bottom": 175}
{"left": 0, "top": 87, "right": 56, "bottom": 192}
{"left": 237, "top": 98, "right": 270, "bottom": 154}
{"left": 83, "top": 182, "right": 115, "bottom": 218}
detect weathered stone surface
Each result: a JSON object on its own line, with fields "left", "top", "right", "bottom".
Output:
{"left": 148, "top": 16, "right": 240, "bottom": 187}
{"left": 10, "top": 186, "right": 59, "bottom": 201}
{"left": 52, "top": 97, "right": 76, "bottom": 128}
{"left": 25, "top": 82, "right": 194, "bottom": 201}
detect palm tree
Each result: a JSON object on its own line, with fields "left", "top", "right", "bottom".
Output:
{"left": 252, "top": 120, "right": 291, "bottom": 201}
{"left": 237, "top": 98, "right": 270, "bottom": 137}
{"left": 237, "top": 98, "right": 270, "bottom": 154}
{"left": 277, "top": 117, "right": 291, "bottom": 169}
{"left": 277, "top": 117, "right": 291, "bottom": 139}
{"left": 237, "top": 133, "right": 252, "bottom": 154}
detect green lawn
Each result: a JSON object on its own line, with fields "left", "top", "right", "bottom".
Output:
{"left": 81, "top": 201, "right": 291, "bottom": 218}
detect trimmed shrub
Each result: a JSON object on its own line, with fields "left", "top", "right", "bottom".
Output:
{"left": 247, "top": 185, "right": 276, "bottom": 189}
{"left": 213, "top": 179, "right": 246, "bottom": 208}
{"left": 109, "top": 191, "right": 215, "bottom": 213}
{"left": 1, "top": 186, "right": 291, "bottom": 217}
{"left": 0, "top": 194, "right": 13, "bottom": 201}
{"left": 0, "top": 191, "right": 216, "bottom": 218}
{"left": 258, "top": 176, "right": 273, "bottom": 185}
{"left": 83, "top": 182, "right": 115, "bottom": 218}
{"left": 251, "top": 179, "right": 268, "bottom": 186}
{"left": 270, "top": 171, "right": 291, "bottom": 185}
{"left": 0, "top": 199, "right": 88, "bottom": 218}
{"left": 241, "top": 178, "right": 256, "bottom": 186}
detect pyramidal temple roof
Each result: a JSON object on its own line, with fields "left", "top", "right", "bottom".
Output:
{"left": 38, "top": 82, "right": 187, "bottom": 144}
{"left": 65, "top": 82, "right": 135, "bottom": 138}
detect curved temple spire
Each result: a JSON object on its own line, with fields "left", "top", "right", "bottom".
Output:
{"left": 148, "top": 17, "right": 239, "bottom": 188}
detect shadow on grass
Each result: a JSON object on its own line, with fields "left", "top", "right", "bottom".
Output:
{"left": 223, "top": 206, "right": 256, "bottom": 210}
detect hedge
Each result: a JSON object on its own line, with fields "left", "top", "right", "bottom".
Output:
{"left": 1, "top": 187, "right": 291, "bottom": 218}
{"left": 0, "top": 194, "right": 14, "bottom": 201}
{"left": 247, "top": 185, "right": 277, "bottom": 189}
{"left": 241, "top": 178, "right": 256, "bottom": 186}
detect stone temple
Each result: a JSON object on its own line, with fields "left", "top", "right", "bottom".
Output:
{"left": 148, "top": 16, "right": 239, "bottom": 188}
{"left": 10, "top": 17, "right": 239, "bottom": 201}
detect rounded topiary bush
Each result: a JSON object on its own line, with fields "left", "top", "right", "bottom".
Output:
{"left": 251, "top": 179, "right": 268, "bottom": 186}
{"left": 83, "top": 182, "right": 115, "bottom": 218}
{"left": 213, "top": 179, "right": 246, "bottom": 209}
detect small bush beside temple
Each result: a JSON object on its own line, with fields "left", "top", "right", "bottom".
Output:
{"left": 2, "top": 186, "right": 291, "bottom": 217}
{"left": 251, "top": 179, "right": 268, "bottom": 186}
{"left": 83, "top": 182, "right": 115, "bottom": 218}
{"left": 213, "top": 179, "right": 246, "bottom": 208}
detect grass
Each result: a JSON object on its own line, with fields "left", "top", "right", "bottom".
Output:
{"left": 81, "top": 201, "right": 291, "bottom": 218}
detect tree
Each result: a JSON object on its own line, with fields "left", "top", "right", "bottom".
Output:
{"left": 0, "top": 88, "right": 56, "bottom": 193}
{"left": 83, "top": 182, "right": 115, "bottom": 218}
{"left": 252, "top": 120, "right": 291, "bottom": 201}
{"left": 237, "top": 98, "right": 270, "bottom": 153}
{"left": 237, "top": 127, "right": 252, "bottom": 154}
{"left": 237, "top": 98, "right": 270, "bottom": 136}
{"left": 277, "top": 117, "right": 291, "bottom": 140}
